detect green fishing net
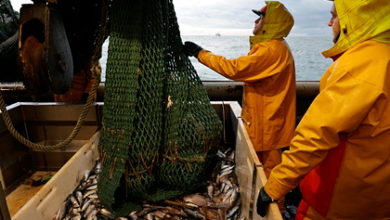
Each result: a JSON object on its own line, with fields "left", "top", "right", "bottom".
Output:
{"left": 97, "top": 0, "right": 222, "bottom": 215}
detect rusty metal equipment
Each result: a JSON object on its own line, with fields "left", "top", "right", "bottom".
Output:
{"left": 18, "top": 3, "right": 73, "bottom": 94}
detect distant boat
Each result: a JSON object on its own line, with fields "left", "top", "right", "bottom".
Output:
{"left": 215, "top": 33, "right": 221, "bottom": 37}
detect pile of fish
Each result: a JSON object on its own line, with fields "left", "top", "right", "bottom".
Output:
{"left": 55, "top": 148, "right": 243, "bottom": 220}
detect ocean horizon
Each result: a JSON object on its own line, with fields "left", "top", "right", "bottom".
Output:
{"left": 100, "top": 35, "right": 334, "bottom": 81}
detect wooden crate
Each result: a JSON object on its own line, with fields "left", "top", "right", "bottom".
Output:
{"left": 0, "top": 102, "right": 102, "bottom": 220}
{"left": 1, "top": 102, "right": 282, "bottom": 220}
{"left": 0, "top": 102, "right": 102, "bottom": 194}
{"left": 11, "top": 133, "right": 100, "bottom": 220}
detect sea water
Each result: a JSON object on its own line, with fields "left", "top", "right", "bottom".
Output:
{"left": 100, "top": 35, "right": 333, "bottom": 81}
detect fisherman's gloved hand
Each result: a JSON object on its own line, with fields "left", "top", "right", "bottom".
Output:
{"left": 183, "top": 41, "right": 203, "bottom": 57}
{"left": 257, "top": 187, "right": 275, "bottom": 217}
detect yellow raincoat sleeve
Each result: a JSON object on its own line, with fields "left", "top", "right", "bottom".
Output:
{"left": 265, "top": 63, "right": 383, "bottom": 200}
{"left": 197, "top": 44, "right": 280, "bottom": 82}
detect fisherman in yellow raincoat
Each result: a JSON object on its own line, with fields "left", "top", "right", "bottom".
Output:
{"left": 183, "top": 1, "right": 296, "bottom": 180}
{"left": 257, "top": 0, "right": 390, "bottom": 219}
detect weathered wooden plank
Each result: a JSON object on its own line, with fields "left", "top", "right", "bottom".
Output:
{"left": 0, "top": 181, "right": 11, "bottom": 220}
{"left": 6, "top": 171, "right": 56, "bottom": 216}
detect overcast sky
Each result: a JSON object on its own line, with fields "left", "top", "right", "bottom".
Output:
{"left": 11, "top": 0, "right": 333, "bottom": 37}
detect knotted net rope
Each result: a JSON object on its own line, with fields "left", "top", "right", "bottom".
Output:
{"left": 97, "top": 0, "right": 222, "bottom": 215}
{"left": 0, "top": 65, "right": 100, "bottom": 151}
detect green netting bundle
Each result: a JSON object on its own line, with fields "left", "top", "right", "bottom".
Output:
{"left": 97, "top": 0, "right": 222, "bottom": 215}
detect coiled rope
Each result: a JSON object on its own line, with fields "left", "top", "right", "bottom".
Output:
{"left": 0, "top": 64, "right": 101, "bottom": 151}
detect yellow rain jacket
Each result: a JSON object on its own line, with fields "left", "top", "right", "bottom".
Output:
{"left": 197, "top": 1, "right": 296, "bottom": 152}
{"left": 265, "top": 0, "right": 390, "bottom": 219}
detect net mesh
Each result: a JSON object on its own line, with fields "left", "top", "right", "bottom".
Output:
{"left": 97, "top": 0, "right": 222, "bottom": 215}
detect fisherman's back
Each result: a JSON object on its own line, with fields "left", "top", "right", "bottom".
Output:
{"left": 303, "top": 39, "right": 390, "bottom": 220}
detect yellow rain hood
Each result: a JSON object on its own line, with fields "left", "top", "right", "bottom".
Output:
{"left": 322, "top": 0, "right": 390, "bottom": 58}
{"left": 250, "top": 1, "right": 294, "bottom": 47}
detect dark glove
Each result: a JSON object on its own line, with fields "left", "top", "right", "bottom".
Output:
{"left": 183, "top": 41, "right": 203, "bottom": 57}
{"left": 257, "top": 187, "right": 275, "bottom": 217}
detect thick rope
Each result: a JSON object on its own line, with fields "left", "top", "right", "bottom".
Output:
{"left": 0, "top": 63, "right": 101, "bottom": 152}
